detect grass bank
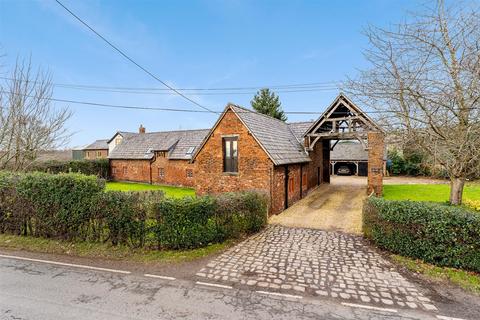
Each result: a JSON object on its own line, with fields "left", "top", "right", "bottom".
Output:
{"left": 392, "top": 255, "right": 480, "bottom": 295}
{"left": 105, "top": 181, "right": 195, "bottom": 198}
{"left": 0, "top": 234, "right": 231, "bottom": 263}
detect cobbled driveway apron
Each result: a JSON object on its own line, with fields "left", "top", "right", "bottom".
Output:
{"left": 196, "top": 226, "right": 436, "bottom": 312}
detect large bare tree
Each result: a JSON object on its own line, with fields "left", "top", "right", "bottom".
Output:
{"left": 0, "top": 58, "right": 72, "bottom": 171}
{"left": 346, "top": 0, "right": 480, "bottom": 205}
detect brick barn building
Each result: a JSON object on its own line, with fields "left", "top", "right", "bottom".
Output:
{"left": 108, "top": 129, "right": 208, "bottom": 187}
{"left": 108, "top": 94, "right": 385, "bottom": 215}
{"left": 192, "top": 104, "right": 322, "bottom": 215}
{"left": 193, "top": 94, "right": 385, "bottom": 215}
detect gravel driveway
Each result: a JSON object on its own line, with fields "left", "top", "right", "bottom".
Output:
{"left": 269, "top": 176, "right": 366, "bottom": 234}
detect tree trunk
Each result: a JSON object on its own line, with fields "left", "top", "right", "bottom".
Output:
{"left": 449, "top": 177, "right": 466, "bottom": 205}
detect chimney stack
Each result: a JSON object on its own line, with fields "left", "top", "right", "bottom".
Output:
{"left": 139, "top": 125, "right": 146, "bottom": 134}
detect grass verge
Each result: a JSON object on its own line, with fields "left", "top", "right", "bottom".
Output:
{"left": 392, "top": 254, "right": 480, "bottom": 295}
{"left": 383, "top": 183, "right": 480, "bottom": 202}
{"left": 105, "top": 181, "right": 195, "bottom": 198}
{"left": 0, "top": 234, "right": 232, "bottom": 263}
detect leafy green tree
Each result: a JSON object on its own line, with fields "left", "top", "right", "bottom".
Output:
{"left": 250, "top": 88, "right": 287, "bottom": 121}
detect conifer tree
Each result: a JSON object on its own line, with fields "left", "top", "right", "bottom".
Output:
{"left": 250, "top": 88, "right": 287, "bottom": 121}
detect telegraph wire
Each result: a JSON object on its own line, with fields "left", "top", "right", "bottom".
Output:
{"left": 2, "top": 89, "right": 477, "bottom": 115}
{"left": 0, "top": 76, "right": 341, "bottom": 94}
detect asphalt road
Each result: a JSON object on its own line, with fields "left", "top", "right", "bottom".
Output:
{"left": 0, "top": 255, "right": 444, "bottom": 320}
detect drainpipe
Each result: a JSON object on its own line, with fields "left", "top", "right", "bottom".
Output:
{"left": 284, "top": 165, "right": 289, "bottom": 210}
{"left": 300, "top": 165, "right": 303, "bottom": 199}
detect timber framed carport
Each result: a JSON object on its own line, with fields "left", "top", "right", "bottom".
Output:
{"left": 304, "top": 94, "right": 385, "bottom": 195}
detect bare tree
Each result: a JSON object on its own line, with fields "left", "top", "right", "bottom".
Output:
{"left": 346, "top": 0, "right": 480, "bottom": 205}
{"left": 0, "top": 58, "right": 72, "bottom": 171}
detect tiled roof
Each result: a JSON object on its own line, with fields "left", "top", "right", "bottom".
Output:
{"left": 83, "top": 139, "right": 108, "bottom": 150}
{"left": 231, "top": 105, "right": 311, "bottom": 165}
{"left": 331, "top": 142, "right": 369, "bottom": 161}
{"left": 108, "top": 129, "right": 209, "bottom": 160}
{"left": 288, "top": 121, "right": 315, "bottom": 140}
{"left": 107, "top": 131, "right": 137, "bottom": 144}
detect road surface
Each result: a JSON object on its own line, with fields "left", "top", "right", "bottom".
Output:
{"left": 0, "top": 254, "right": 444, "bottom": 320}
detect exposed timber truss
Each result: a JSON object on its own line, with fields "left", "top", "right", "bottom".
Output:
{"left": 304, "top": 93, "right": 384, "bottom": 150}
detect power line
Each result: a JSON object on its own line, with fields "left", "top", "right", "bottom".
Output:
{"left": 5, "top": 89, "right": 477, "bottom": 116}
{"left": 0, "top": 76, "right": 341, "bottom": 93}
{"left": 54, "top": 0, "right": 218, "bottom": 114}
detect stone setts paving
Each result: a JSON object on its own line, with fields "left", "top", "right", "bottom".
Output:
{"left": 196, "top": 225, "right": 436, "bottom": 311}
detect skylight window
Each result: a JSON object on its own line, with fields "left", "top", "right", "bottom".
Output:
{"left": 186, "top": 146, "right": 195, "bottom": 155}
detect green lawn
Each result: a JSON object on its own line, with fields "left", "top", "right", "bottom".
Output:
{"left": 383, "top": 183, "right": 480, "bottom": 202}
{"left": 105, "top": 182, "right": 195, "bottom": 198}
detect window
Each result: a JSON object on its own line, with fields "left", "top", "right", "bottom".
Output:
{"left": 186, "top": 146, "right": 195, "bottom": 155}
{"left": 112, "top": 167, "right": 117, "bottom": 174}
{"left": 115, "top": 136, "right": 122, "bottom": 146}
{"left": 157, "top": 151, "right": 166, "bottom": 157}
{"left": 288, "top": 176, "right": 295, "bottom": 194}
{"left": 223, "top": 137, "right": 238, "bottom": 173}
{"left": 186, "top": 169, "right": 193, "bottom": 178}
{"left": 158, "top": 168, "right": 165, "bottom": 179}
{"left": 97, "top": 151, "right": 102, "bottom": 157}
{"left": 123, "top": 166, "right": 128, "bottom": 175}
{"left": 86, "top": 151, "right": 90, "bottom": 158}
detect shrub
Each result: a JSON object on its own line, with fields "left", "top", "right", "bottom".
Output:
{"left": 95, "top": 191, "right": 148, "bottom": 247}
{"left": 29, "top": 159, "right": 110, "bottom": 179}
{"left": 0, "top": 170, "right": 268, "bottom": 250}
{"left": 154, "top": 196, "right": 217, "bottom": 249}
{"left": 363, "top": 197, "right": 480, "bottom": 272}
{"left": 153, "top": 191, "right": 268, "bottom": 249}
{"left": 465, "top": 199, "right": 480, "bottom": 212}
{"left": 16, "top": 172, "right": 104, "bottom": 240}
{"left": 215, "top": 191, "right": 268, "bottom": 238}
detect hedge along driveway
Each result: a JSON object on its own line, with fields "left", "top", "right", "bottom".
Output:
{"left": 105, "top": 182, "right": 195, "bottom": 198}
{"left": 363, "top": 197, "right": 480, "bottom": 272}
{"left": 383, "top": 183, "right": 480, "bottom": 202}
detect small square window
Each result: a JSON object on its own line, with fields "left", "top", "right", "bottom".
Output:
{"left": 158, "top": 168, "right": 165, "bottom": 179}
{"left": 112, "top": 167, "right": 117, "bottom": 174}
{"left": 97, "top": 151, "right": 102, "bottom": 157}
{"left": 123, "top": 166, "right": 128, "bottom": 175}
{"left": 186, "top": 169, "right": 193, "bottom": 178}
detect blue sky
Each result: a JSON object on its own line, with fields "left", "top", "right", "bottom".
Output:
{"left": 0, "top": 0, "right": 420, "bottom": 147}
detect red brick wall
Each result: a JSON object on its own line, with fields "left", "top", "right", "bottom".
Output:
{"left": 110, "top": 158, "right": 196, "bottom": 187}
{"left": 195, "top": 109, "right": 273, "bottom": 203}
{"left": 304, "top": 140, "right": 324, "bottom": 192}
{"left": 151, "top": 156, "right": 196, "bottom": 187}
{"left": 110, "top": 159, "right": 151, "bottom": 183}
{"left": 85, "top": 149, "right": 108, "bottom": 160}
{"left": 367, "top": 131, "right": 385, "bottom": 196}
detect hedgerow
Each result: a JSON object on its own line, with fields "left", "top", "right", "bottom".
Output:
{"left": 363, "top": 197, "right": 480, "bottom": 272}
{"left": 29, "top": 159, "right": 110, "bottom": 179}
{"left": 0, "top": 171, "right": 268, "bottom": 250}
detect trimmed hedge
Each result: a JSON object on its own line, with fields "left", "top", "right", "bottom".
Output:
{"left": 0, "top": 171, "right": 268, "bottom": 249}
{"left": 363, "top": 197, "right": 480, "bottom": 272}
{"left": 154, "top": 192, "right": 268, "bottom": 249}
{"left": 29, "top": 159, "right": 110, "bottom": 179}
